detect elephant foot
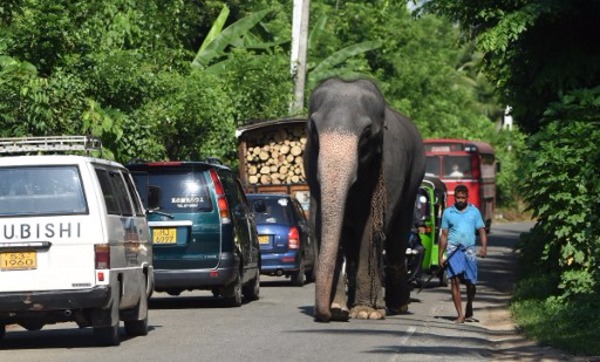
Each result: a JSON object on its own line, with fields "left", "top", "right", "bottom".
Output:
{"left": 387, "top": 304, "right": 409, "bottom": 315}
{"left": 314, "top": 303, "right": 349, "bottom": 322}
{"left": 330, "top": 303, "right": 350, "bottom": 322}
{"left": 350, "top": 306, "right": 386, "bottom": 320}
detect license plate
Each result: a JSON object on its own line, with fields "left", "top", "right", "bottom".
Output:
{"left": 0, "top": 251, "right": 37, "bottom": 271}
{"left": 153, "top": 228, "right": 177, "bottom": 244}
{"left": 258, "top": 235, "right": 270, "bottom": 245}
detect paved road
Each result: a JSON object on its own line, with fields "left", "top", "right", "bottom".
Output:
{"left": 0, "top": 222, "right": 577, "bottom": 361}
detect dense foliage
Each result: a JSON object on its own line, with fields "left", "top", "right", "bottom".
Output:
{"left": 0, "top": 0, "right": 293, "bottom": 164}
{"left": 427, "top": 0, "right": 600, "bottom": 354}
{"left": 0, "top": 0, "right": 507, "bottom": 165}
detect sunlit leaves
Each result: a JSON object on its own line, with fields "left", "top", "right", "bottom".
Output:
{"left": 519, "top": 109, "right": 600, "bottom": 298}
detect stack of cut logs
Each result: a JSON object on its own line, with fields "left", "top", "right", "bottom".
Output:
{"left": 244, "top": 126, "right": 306, "bottom": 185}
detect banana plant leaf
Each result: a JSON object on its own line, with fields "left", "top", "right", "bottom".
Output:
{"left": 191, "top": 8, "right": 272, "bottom": 69}
{"left": 310, "top": 40, "right": 382, "bottom": 76}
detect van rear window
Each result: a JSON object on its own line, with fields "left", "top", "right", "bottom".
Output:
{"left": 0, "top": 166, "right": 87, "bottom": 216}
{"left": 131, "top": 171, "right": 213, "bottom": 213}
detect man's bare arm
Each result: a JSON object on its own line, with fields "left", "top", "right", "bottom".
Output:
{"left": 478, "top": 228, "right": 487, "bottom": 258}
{"left": 439, "top": 229, "right": 448, "bottom": 266}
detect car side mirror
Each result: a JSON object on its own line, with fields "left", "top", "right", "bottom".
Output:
{"left": 253, "top": 200, "right": 267, "bottom": 213}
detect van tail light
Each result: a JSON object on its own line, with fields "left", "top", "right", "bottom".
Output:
{"left": 95, "top": 244, "right": 110, "bottom": 269}
{"left": 209, "top": 169, "right": 231, "bottom": 223}
{"left": 288, "top": 227, "right": 300, "bottom": 250}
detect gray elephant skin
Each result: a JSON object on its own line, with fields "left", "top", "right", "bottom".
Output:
{"left": 304, "top": 77, "right": 426, "bottom": 322}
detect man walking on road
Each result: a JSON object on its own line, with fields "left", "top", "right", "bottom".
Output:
{"left": 439, "top": 184, "right": 488, "bottom": 323}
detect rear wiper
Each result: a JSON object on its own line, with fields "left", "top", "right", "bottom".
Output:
{"left": 147, "top": 208, "right": 174, "bottom": 219}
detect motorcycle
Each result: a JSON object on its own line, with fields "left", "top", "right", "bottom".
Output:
{"left": 406, "top": 231, "right": 425, "bottom": 287}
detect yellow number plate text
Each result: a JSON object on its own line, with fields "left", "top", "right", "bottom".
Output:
{"left": 0, "top": 251, "right": 37, "bottom": 271}
{"left": 153, "top": 228, "right": 177, "bottom": 244}
{"left": 258, "top": 235, "right": 270, "bottom": 245}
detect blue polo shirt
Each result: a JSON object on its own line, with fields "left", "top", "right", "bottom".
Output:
{"left": 441, "top": 204, "right": 485, "bottom": 247}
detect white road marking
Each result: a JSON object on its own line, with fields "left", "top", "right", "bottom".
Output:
{"left": 390, "top": 326, "right": 418, "bottom": 362}
{"left": 400, "top": 326, "right": 417, "bottom": 345}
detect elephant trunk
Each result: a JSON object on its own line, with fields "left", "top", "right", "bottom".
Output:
{"left": 314, "top": 132, "right": 358, "bottom": 322}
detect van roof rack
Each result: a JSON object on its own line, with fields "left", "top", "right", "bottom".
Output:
{"left": 0, "top": 136, "right": 102, "bottom": 156}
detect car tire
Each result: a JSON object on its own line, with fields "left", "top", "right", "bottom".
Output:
{"left": 291, "top": 257, "right": 306, "bottom": 287}
{"left": 124, "top": 278, "right": 149, "bottom": 337}
{"left": 93, "top": 290, "right": 121, "bottom": 346}
{"left": 305, "top": 253, "right": 316, "bottom": 283}
{"left": 242, "top": 271, "right": 260, "bottom": 301}
{"left": 0, "top": 324, "right": 5, "bottom": 340}
{"left": 224, "top": 271, "right": 243, "bottom": 307}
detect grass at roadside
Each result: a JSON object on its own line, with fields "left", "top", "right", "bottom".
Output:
{"left": 511, "top": 275, "right": 600, "bottom": 356}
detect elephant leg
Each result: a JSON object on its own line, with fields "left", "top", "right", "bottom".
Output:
{"left": 385, "top": 257, "right": 410, "bottom": 314}
{"left": 330, "top": 248, "right": 350, "bottom": 321}
{"left": 350, "top": 218, "right": 386, "bottom": 320}
{"left": 385, "top": 215, "right": 412, "bottom": 314}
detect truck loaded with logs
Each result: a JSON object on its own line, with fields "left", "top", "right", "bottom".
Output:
{"left": 235, "top": 118, "right": 310, "bottom": 214}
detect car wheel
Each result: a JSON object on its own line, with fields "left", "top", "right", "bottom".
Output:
{"left": 93, "top": 289, "right": 121, "bottom": 346}
{"left": 439, "top": 270, "right": 448, "bottom": 287}
{"left": 224, "top": 271, "right": 243, "bottom": 307}
{"left": 291, "top": 257, "right": 306, "bottom": 287}
{"left": 305, "top": 258, "right": 315, "bottom": 283}
{"left": 0, "top": 324, "right": 5, "bottom": 340}
{"left": 242, "top": 271, "right": 260, "bottom": 301}
{"left": 124, "top": 278, "right": 149, "bottom": 337}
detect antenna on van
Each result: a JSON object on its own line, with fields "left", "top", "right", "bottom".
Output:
{"left": 0, "top": 136, "right": 103, "bottom": 156}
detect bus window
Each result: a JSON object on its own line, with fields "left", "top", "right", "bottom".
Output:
{"left": 425, "top": 156, "right": 440, "bottom": 176}
{"left": 480, "top": 154, "right": 496, "bottom": 178}
{"left": 443, "top": 156, "right": 471, "bottom": 178}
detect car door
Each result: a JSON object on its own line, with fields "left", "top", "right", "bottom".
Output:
{"left": 220, "top": 172, "right": 258, "bottom": 276}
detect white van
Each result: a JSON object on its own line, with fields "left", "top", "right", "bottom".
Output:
{"left": 0, "top": 136, "right": 153, "bottom": 346}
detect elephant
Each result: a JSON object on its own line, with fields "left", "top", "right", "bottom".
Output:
{"left": 304, "top": 77, "right": 426, "bottom": 322}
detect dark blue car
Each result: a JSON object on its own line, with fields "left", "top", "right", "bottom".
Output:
{"left": 247, "top": 194, "right": 317, "bottom": 286}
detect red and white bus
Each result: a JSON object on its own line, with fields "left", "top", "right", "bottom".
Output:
{"left": 423, "top": 138, "right": 498, "bottom": 231}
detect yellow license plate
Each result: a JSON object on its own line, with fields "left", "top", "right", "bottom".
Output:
{"left": 153, "top": 228, "right": 177, "bottom": 244}
{"left": 258, "top": 235, "right": 270, "bottom": 245}
{"left": 0, "top": 251, "right": 37, "bottom": 271}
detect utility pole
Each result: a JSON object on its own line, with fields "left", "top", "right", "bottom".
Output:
{"left": 290, "top": 0, "right": 310, "bottom": 114}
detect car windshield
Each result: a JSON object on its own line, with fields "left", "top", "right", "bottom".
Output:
{"left": 132, "top": 170, "right": 213, "bottom": 213}
{"left": 0, "top": 166, "right": 87, "bottom": 216}
{"left": 250, "top": 197, "right": 293, "bottom": 225}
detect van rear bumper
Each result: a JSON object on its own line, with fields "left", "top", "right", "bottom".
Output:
{"left": 154, "top": 268, "right": 238, "bottom": 291}
{"left": 154, "top": 253, "right": 239, "bottom": 291}
{"left": 0, "top": 286, "right": 111, "bottom": 313}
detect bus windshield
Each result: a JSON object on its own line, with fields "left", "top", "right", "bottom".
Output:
{"left": 425, "top": 156, "right": 472, "bottom": 179}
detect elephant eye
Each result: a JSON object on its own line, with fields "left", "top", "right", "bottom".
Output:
{"left": 363, "top": 126, "right": 372, "bottom": 139}
{"left": 359, "top": 126, "right": 372, "bottom": 149}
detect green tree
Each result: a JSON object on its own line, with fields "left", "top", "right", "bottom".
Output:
{"left": 424, "top": 0, "right": 600, "bottom": 134}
